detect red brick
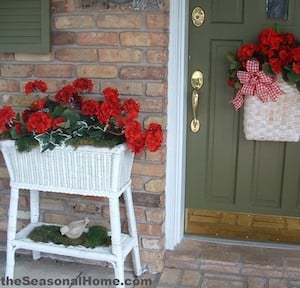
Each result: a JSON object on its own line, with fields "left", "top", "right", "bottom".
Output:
{"left": 77, "top": 32, "right": 119, "bottom": 46}
{"left": 146, "top": 82, "right": 167, "bottom": 97}
{"left": 145, "top": 178, "right": 165, "bottom": 193}
{"left": 137, "top": 223, "right": 162, "bottom": 236}
{"left": 77, "top": 65, "right": 117, "bottom": 78}
{"left": 131, "top": 176, "right": 144, "bottom": 191}
{"left": 146, "top": 50, "right": 168, "bottom": 64}
{"left": 15, "top": 53, "right": 53, "bottom": 62}
{"left": 140, "top": 98, "right": 165, "bottom": 113}
{"left": 55, "top": 48, "right": 98, "bottom": 62}
{"left": 133, "top": 192, "right": 162, "bottom": 207}
{"left": 146, "top": 147, "right": 166, "bottom": 162}
{"left": 120, "top": 66, "right": 167, "bottom": 80}
{"left": 0, "top": 80, "right": 19, "bottom": 92}
{"left": 132, "top": 162, "right": 165, "bottom": 177}
{"left": 97, "top": 14, "right": 142, "bottom": 29}
{"left": 145, "top": 209, "right": 165, "bottom": 223}
{"left": 34, "top": 64, "right": 73, "bottom": 78}
{"left": 51, "top": 0, "right": 75, "bottom": 13}
{"left": 99, "top": 48, "right": 142, "bottom": 63}
{"left": 146, "top": 14, "right": 169, "bottom": 29}
{"left": 1, "top": 64, "right": 33, "bottom": 77}
{"left": 102, "top": 81, "right": 143, "bottom": 95}
{"left": 52, "top": 31, "right": 76, "bottom": 45}
{"left": 120, "top": 32, "right": 168, "bottom": 47}
{"left": 54, "top": 15, "right": 95, "bottom": 29}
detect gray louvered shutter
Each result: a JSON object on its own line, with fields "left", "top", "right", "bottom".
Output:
{"left": 0, "top": 0, "right": 50, "bottom": 53}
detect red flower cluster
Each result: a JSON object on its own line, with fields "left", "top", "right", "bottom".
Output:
{"left": 0, "top": 106, "right": 15, "bottom": 132}
{"left": 25, "top": 80, "right": 48, "bottom": 95}
{"left": 53, "top": 78, "right": 93, "bottom": 109}
{"left": 228, "top": 27, "right": 300, "bottom": 91}
{"left": 0, "top": 78, "right": 164, "bottom": 154}
{"left": 238, "top": 28, "right": 300, "bottom": 74}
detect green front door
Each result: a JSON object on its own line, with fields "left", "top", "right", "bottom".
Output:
{"left": 185, "top": 0, "right": 300, "bottom": 241}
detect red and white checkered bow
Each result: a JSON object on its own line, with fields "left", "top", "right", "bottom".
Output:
{"left": 229, "top": 60, "right": 284, "bottom": 110}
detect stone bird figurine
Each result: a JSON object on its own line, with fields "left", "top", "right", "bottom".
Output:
{"left": 60, "top": 217, "right": 89, "bottom": 239}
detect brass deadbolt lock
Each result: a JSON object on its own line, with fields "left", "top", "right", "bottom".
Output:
{"left": 192, "top": 7, "right": 205, "bottom": 27}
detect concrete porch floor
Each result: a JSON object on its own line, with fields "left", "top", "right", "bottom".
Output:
{"left": 1, "top": 238, "right": 300, "bottom": 287}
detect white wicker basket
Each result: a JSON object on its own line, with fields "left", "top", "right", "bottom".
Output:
{"left": 243, "top": 76, "right": 300, "bottom": 142}
{"left": 0, "top": 140, "right": 134, "bottom": 196}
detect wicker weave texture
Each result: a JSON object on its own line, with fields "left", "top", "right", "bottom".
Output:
{"left": 243, "top": 77, "right": 300, "bottom": 142}
{"left": 0, "top": 140, "right": 134, "bottom": 195}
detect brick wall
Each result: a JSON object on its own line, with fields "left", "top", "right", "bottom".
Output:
{"left": 0, "top": 0, "right": 169, "bottom": 273}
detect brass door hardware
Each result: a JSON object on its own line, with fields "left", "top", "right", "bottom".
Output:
{"left": 190, "top": 70, "right": 203, "bottom": 133}
{"left": 192, "top": 7, "right": 205, "bottom": 27}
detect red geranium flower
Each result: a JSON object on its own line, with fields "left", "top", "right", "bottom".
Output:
{"left": 31, "top": 99, "right": 47, "bottom": 110}
{"left": 22, "top": 109, "right": 34, "bottom": 123}
{"left": 97, "top": 100, "right": 122, "bottom": 124}
{"left": 26, "top": 112, "right": 53, "bottom": 134}
{"left": 293, "top": 63, "right": 300, "bottom": 74}
{"left": 144, "top": 123, "right": 164, "bottom": 152}
{"left": 103, "top": 87, "right": 119, "bottom": 104}
{"left": 124, "top": 120, "right": 145, "bottom": 153}
{"left": 0, "top": 106, "right": 16, "bottom": 132}
{"left": 237, "top": 44, "right": 256, "bottom": 60}
{"left": 25, "top": 80, "right": 48, "bottom": 95}
{"left": 81, "top": 100, "right": 100, "bottom": 116}
{"left": 72, "top": 78, "right": 93, "bottom": 93}
{"left": 122, "top": 99, "right": 140, "bottom": 120}
{"left": 55, "top": 84, "right": 76, "bottom": 104}
{"left": 292, "top": 47, "right": 300, "bottom": 62}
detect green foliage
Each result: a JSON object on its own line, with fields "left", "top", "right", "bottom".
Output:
{"left": 15, "top": 135, "right": 39, "bottom": 152}
{"left": 28, "top": 225, "right": 110, "bottom": 248}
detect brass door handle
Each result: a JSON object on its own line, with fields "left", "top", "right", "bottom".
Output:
{"left": 190, "top": 70, "right": 203, "bottom": 133}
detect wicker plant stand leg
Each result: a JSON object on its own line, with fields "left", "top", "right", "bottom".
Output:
{"left": 109, "top": 189, "right": 142, "bottom": 285}
{"left": 124, "top": 186, "right": 142, "bottom": 275}
{"left": 30, "top": 190, "right": 41, "bottom": 261}
{"left": 5, "top": 188, "right": 19, "bottom": 279}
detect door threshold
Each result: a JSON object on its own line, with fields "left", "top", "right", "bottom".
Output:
{"left": 184, "top": 234, "right": 300, "bottom": 251}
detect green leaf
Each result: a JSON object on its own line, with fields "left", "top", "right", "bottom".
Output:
{"left": 51, "top": 105, "right": 66, "bottom": 118}
{"left": 61, "top": 109, "right": 80, "bottom": 126}
{"left": 234, "top": 82, "right": 242, "bottom": 89}
{"left": 15, "top": 135, "right": 38, "bottom": 152}
{"left": 56, "top": 119, "right": 70, "bottom": 129}
{"left": 287, "top": 71, "right": 300, "bottom": 83}
{"left": 262, "top": 62, "right": 275, "bottom": 76}
{"left": 226, "top": 52, "right": 236, "bottom": 62}
{"left": 274, "top": 23, "right": 280, "bottom": 34}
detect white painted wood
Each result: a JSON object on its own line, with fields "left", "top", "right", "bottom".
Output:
{"left": 165, "top": 0, "right": 188, "bottom": 250}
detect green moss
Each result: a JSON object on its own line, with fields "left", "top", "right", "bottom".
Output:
{"left": 28, "top": 225, "right": 110, "bottom": 248}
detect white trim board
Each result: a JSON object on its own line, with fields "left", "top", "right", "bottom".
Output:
{"left": 165, "top": 0, "right": 188, "bottom": 250}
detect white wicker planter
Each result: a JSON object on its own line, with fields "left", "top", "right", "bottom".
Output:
{"left": 0, "top": 140, "right": 134, "bottom": 196}
{"left": 243, "top": 76, "right": 300, "bottom": 142}
{"left": 0, "top": 140, "right": 142, "bottom": 287}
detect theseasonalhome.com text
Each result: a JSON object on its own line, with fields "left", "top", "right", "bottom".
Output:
{"left": 1, "top": 276, "right": 152, "bottom": 286}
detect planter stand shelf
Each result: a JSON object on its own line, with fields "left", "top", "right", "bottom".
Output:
{"left": 12, "top": 222, "right": 137, "bottom": 265}
{"left": 0, "top": 140, "right": 142, "bottom": 288}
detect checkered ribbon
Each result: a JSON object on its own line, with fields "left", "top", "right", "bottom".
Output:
{"left": 229, "top": 60, "right": 284, "bottom": 110}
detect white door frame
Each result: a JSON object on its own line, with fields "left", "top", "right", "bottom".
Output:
{"left": 165, "top": 0, "right": 188, "bottom": 250}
